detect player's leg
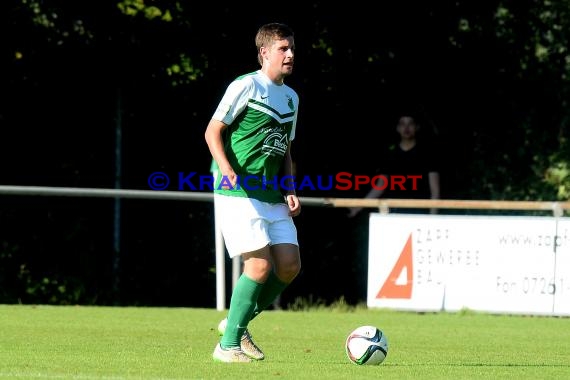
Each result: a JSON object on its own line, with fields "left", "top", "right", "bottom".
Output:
{"left": 251, "top": 212, "right": 300, "bottom": 319}
{"left": 220, "top": 247, "right": 271, "bottom": 347}
{"left": 213, "top": 195, "right": 271, "bottom": 362}
{"left": 252, "top": 243, "right": 300, "bottom": 317}
{"left": 218, "top": 245, "right": 299, "bottom": 360}
{"left": 236, "top": 243, "right": 300, "bottom": 361}
{"left": 215, "top": 246, "right": 271, "bottom": 362}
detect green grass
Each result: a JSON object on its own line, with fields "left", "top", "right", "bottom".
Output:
{"left": 0, "top": 305, "right": 569, "bottom": 379}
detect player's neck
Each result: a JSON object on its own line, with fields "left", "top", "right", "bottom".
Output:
{"left": 261, "top": 67, "right": 285, "bottom": 85}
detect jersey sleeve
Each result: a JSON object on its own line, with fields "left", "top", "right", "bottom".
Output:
{"left": 212, "top": 77, "right": 254, "bottom": 125}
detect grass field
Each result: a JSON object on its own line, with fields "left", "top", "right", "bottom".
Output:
{"left": 1, "top": 304, "right": 569, "bottom": 379}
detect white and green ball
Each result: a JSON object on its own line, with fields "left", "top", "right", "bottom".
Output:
{"left": 345, "top": 325, "right": 389, "bottom": 365}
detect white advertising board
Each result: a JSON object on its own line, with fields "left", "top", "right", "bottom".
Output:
{"left": 367, "top": 213, "right": 569, "bottom": 316}
{"left": 553, "top": 219, "right": 570, "bottom": 316}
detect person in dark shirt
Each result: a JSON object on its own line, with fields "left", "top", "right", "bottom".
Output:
{"left": 348, "top": 113, "right": 441, "bottom": 216}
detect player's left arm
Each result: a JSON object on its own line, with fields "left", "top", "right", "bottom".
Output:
{"left": 283, "top": 143, "right": 301, "bottom": 217}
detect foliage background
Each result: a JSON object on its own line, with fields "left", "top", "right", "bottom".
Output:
{"left": 1, "top": 0, "right": 569, "bottom": 306}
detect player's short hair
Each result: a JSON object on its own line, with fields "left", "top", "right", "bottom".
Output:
{"left": 255, "top": 23, "right": 294, "bottom": 66}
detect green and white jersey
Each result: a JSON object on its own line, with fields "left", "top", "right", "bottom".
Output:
{"left": 211, "top": 70, "right": 299, "bottom": 204}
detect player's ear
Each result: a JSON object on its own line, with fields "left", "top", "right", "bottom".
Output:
{"left": 260, "top": 46, "right": 269, "bottom": 61}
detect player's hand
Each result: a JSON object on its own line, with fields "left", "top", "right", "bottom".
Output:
{"left": 219, "top": 169, "right": 238, "bottom": 190}
{"left": 286, "top": 194, "right": 301, "bottom": 217}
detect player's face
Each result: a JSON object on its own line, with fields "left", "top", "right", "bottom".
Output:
{"left": 262, "top": 37, "right": 295, "bottom": 83}
{"left": 396, "top": 116, "right": 418, "bottom": 139}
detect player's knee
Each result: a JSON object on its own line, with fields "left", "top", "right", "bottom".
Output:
{"left": 244, "top": 259, "right": 273, "bottom": 282}
{"left": 277, "top": 261, "right": 301, "bottom": 283}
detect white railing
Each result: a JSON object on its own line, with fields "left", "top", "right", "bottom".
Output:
{"left": 1, "top": 185, "right": 569, "bottom": 310}
{"left": 0, "top": 185, "right": 328, "bottom": 310}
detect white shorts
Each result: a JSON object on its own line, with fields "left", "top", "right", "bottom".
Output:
{"left": 214, "top": 194, "right": 299, "bottom": 258}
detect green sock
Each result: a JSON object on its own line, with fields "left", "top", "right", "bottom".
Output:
{"left": 220, "top": 274, "right": 263, "bottom": 349}
{"left": 250, "top": 271, "right": 288, "bottom": 321}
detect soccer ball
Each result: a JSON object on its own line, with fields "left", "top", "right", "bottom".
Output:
{"left": 345, "top": 325, "right": 389, "bottom": 365}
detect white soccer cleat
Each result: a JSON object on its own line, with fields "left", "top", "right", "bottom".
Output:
{"left": 217, "top": 318, "right": 265, "bottom": 360}
{"left": 212, "top": 343, "right": 252, "bottom": 363}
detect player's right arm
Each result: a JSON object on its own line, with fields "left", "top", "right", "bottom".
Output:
{"left": 205, "top": 119, "right": 237, "bottom": 189}
{"left": 205, "top": 76, "right": 252, "bottom": 190}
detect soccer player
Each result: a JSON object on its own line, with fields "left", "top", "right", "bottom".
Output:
{"left": 204, "top": 22, "right": 302, "bottom": 363}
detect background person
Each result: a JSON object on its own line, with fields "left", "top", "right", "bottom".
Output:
{"left": 348, "top": 112, "right": 441, "bottom": 216}
{"left": 345, "top": 111, "right": 441, "bottom": 302}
